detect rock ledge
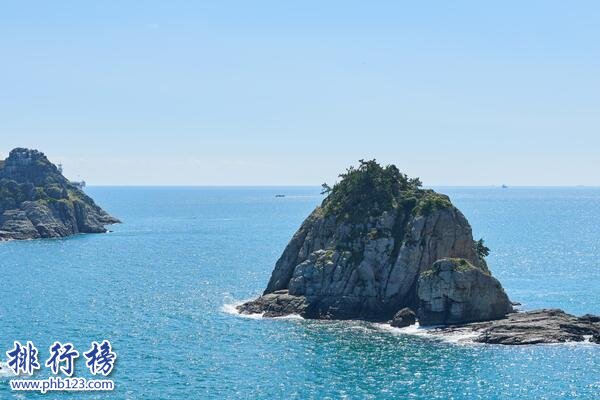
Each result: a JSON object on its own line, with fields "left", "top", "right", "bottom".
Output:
{"left": 432, "top": 309, "right": 600, "bottom": 345}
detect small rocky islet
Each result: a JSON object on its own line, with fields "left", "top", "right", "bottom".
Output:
{"left": 238, "top": 160, "right": 600, "bottom": 345}
{"left": 0, "top": 148, "right": 119, "bottom": 241}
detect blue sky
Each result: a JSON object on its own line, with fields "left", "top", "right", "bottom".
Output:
{"left": 1, "top": 1, "right": 598, "bottom": 185}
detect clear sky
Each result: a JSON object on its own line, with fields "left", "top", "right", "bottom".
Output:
{"left": 1, "top": 1, "right": 598, "bottom": 186}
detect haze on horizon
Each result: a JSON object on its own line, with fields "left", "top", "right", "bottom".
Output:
{"left": 1, "top": 1, "right": 599, "bottom": 186}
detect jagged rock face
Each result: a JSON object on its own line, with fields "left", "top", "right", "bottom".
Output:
{"left": 266, "top": 205, "right": 487, "bottom": 320}
{"left": 0, "top": 148, "right": 119, "bottom": 240}
{"left": 417, "top": 258, "right": 512, "bottom": 326}
{"left": 239, "top": 185, "right": 496, "bottom": 321}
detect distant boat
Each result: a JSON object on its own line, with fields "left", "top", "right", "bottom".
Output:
{"left": 501, "top": 184, "right": 508, "bottom": 189}
{"left": 275, "top": 194, "right": 285, "bottom": 198}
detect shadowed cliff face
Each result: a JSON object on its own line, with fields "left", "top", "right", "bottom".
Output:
{"left": 239, "top": 160, "right": 509, "bottom": 322}
{"left": 0, "top": 148, "right": 120, "bottom": 240}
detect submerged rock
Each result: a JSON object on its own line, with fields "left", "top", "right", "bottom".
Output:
{"left": 0, "top": 148, "right": 119, "bottom": 240}
{"left": 238, "top": 160, "right": 506, "bottom": 321}
{"left": 417, "top": 258, "right": 512, "bottom": 326}
{"left": 434, "top": 309, "right": 600, "bottom": 345}
{"left": 390, "top": 307, "right": 416, "bottom": 328}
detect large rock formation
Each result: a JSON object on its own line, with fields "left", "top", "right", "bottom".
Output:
{"left": 0, "top": 148, "right": 119, "bottom": 240}
{"left": 237, "top": 160, "right": 600, "bottom": 345}
{"left": 238, "top": 160, "right": 511, "bottom": 322}
{"left": 417, "top": 258, "right": 512, "bottom": 325}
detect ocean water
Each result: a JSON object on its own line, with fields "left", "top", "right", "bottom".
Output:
{"left": 0, "top": 186, "right": 599, "bottom": 399}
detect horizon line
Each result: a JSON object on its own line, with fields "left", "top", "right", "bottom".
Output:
{"left": 81, "top": 184, "right": 600, "bottom": 188}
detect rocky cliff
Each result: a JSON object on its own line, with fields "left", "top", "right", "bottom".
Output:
{"left": 417, "top": 258, "right": 512, "bottom": 325}
{"left": 238, "top": 160, "right": 512, "bottom": 323}
{"left": 0, "top": 148, "right": 119, "bottom": 240}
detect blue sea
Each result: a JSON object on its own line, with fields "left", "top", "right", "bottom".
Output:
{"left": 1, "top": 187, "right": 599, "bottom": 399}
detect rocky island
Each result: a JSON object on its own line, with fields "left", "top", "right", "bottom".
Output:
{"left": 239, "top": 160, "right": 600, "bottom": 345}
{"left": 0, "top": 148, "right": 119, "bottom": 241}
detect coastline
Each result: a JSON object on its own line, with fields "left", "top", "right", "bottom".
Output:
{"left": 224, "top": 300, "right": 600, "bottom": 346}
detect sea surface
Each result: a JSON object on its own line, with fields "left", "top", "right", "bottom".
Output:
{"left": 0, "top": 186, "right": 599, "bottom": 399}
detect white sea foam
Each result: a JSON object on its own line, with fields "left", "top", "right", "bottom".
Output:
{"left": 553, "top": 335, "right": 598, "bottom": 347}
{"left": 374, "top": 322, "right": 480, "bottom": 345}
{"left": 221, "top": 301, "right": 264, "bottom": 319}
{"left": 374, "top": 321, "right": 433, "bottom": 338}
{"left": 274, "top": 313, "right": 304, "bottom": 320}
{"left": 0, "top": 361, "right": 17, "bottom": 378}
{"left": 431, "top": 329, "right": 480, "bottom": 344}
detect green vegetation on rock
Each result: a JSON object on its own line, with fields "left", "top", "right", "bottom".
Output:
{"left": 412, "top": 191, "right": 452, "bottom": 216}
{"left": 321, "top": 159, "right": 432, "bottom": 221}
{"left": 0, "top": 179, "right": 34, "bottom": 212}
{"left": 475, "top": 238, "right": 490, "bottom": 258}
{"left": 420, "top": 257, "right": 479, "bottom": 278}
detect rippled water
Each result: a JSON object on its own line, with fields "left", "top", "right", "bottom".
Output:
{"left": 0, "top": 187, "right": 598, "bottom": 399}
